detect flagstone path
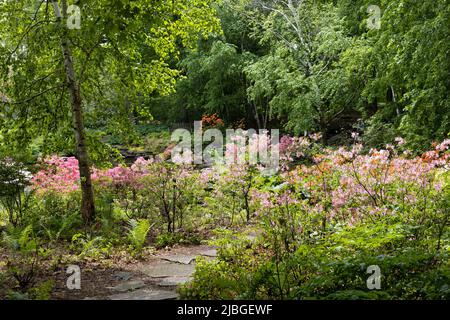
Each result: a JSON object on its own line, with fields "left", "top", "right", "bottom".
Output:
{"left": 84, "top": 245, "right": 217, "bottom": 300}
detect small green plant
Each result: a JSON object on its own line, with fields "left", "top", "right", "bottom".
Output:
{"left": 7, "top": 290, "right": 30, "bottom": 300}
{"left": 126, "top": 219, "right": 151, "bottom": 250}
{"left": 28, "top": 279, "right": 54, "bottom": 300}
{"left": 71, "top": 233, "right": 112, "bottom": 258}
{"left": 2, "top": 225, "right": 40, "bottom": 291}
{"left": 154, "top": 232, "right": 182, "bottom": 248}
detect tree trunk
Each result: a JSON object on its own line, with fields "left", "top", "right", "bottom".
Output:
{"left": 319, "top": 118, "right": 328, "bottom": 145}
{"left": 53, "top": 0, "right": 95, "bottom": 224}
{"left": 253, "top": 101, "right": 261, "bottom": 130}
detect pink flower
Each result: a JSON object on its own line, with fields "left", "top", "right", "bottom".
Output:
{"left": 309, "top": 132, "right": 322, "bottom": 142}
{"left": 395, "top": 137, "right": 406, "bottom": 146}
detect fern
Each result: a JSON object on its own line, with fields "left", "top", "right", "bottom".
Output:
{"left": 2, "top": 225, "right": 39, "bottom": 290}
{"left": 41, "top": 212, "right": 79, "bottom": 242}
{"left": 126, "top": 219, "right": 151, "bottom": 250}
{"left": 2, "top": 225, "right": 37, "bottom": 253}
{"left": 71, "top": 233, "right": 106, "bottom": 258}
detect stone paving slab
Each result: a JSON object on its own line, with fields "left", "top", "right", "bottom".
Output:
{"left": 84, "top": 246, "right": 219, "bottom": 300}
{"left": 107, "top": 280, "right": 145, "bottom": 292}
{"left": 199, "top": 248, "right": 217, "bottom": 257}
{"left": 162, "top": 254, "right": 197, "bottom": 265}
{"left": 157, "top": 276, "right": 191, "bottom": 287}
{"left": 113, "top": 271, "right": 134, "bottom": 281}
{"left": 141, "top": 261, "right": 196, "bottom": 278}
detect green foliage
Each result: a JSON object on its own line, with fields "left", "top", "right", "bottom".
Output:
{"left": 179, "top": 257, "right": 245, "bottom": 299}
{"left": 143, "top": 131, "right": 171, "bottom": 156}
{"left": 3, "top": 191, "right": 84, "bottom": 243}
{"left": 2, "top": 224, "right": 37, "bottom": 253}
{"left": 32, "top": 193, "right": 83, "bottom": 242}
{"left": 0, "top": 0, "right": 448, "bottom": 301}
{"left": 167, "top": 40, "right": 255, "bottom": 126}
{"left": 247, "top": 1, "right": 354, "bottom": 140}
{"left": 179, "top": 230, "right": 257, "bottom": 299}
{"left": 203, "top": 164, "right": 258, "bottom": 226}
{"left": 179, "top": 146, "right": 450, "bottom": 300}
{"left": 5, "top": 279, "right": 54, "bottom": 300}
{"left": 0, "top": 158, "right": 33, "bottom": 226}
{"left": 154, "top": 231, "right": 203, "bottom": 249}
{"left": 181, "top": 219, "right": 450, "bottom": 300}
{"left": 27, "top": 279, "right": 54, "bottom": 300}
{"left": 126, "top": 218, "right": 151, "bottom": 251}
{"left": 138, "top": 163, "right": 203, "bottom": 233}
{"left": 158, "top": 0, "right": 449, "bottom": 147}
{"left": 0, "top": 0, "right": 221, "bottom": 160}
{"left": 340, "top": 0, "right": 450, "bottom": 150}
{"left": 2, "top": 224, "right": 40, "bottom": 291}
{"left": 154, "top": 233, "right": 184, "bottom": 249}
{"left": 70, "top": 233, "right": 113, "bottom": 259}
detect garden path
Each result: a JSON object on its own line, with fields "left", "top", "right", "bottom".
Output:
{"left": 83, "top": 245, "right": 217, "bottom": 300}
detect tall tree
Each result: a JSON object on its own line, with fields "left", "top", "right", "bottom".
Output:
{"left": 246, "top": 0, "right": 353, "bottom": 142}
{"left": 52, "top": 0, "right": 94, "bottom": 223}
{"left": 340, "top": 0, "right": 450, "bottom": 149}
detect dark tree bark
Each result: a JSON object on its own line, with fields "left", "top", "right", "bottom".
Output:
{"left": 319, "top": 117, "right": 328, "bottom": 145}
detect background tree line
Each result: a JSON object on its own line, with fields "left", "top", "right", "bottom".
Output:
{"left": 150, "top": 0, "right": 449, "bottom": 149}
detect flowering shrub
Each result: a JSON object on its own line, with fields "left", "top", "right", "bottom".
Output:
{"left": 31, "top": 156, "right": 80, "bottom": 194}
{"left": 138, "top": 162, "right": 202, "bottom": 233}
{"left": 279, "top": 134, "right": 325, "bottom": 171}
{"left": 28, "top": 138, "right": 450, "bottom": 297}
{"left": 328, "top": 139, "right": 449, "bottom": 224}
{"left": 201, "top": 163, "right": 257, "bottom": 225}
{"left": 201, "top": 113, "right": 224, "bottom": 129}
{"left": 276, "top": 137, "right": 450, "bottom": 226}
{"left": 30, "top": 138, "right": 450, "bottom": 230}
{"left": 31, "top": 156, "right": 153, "bottom": 193}
{"left": 31, "top": 156, "right": 203, "bottom": 232}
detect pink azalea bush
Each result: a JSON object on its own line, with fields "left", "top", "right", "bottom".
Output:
{"left": 32, "top": 156, "right": 154, "bottom": 194}
{"left": 264, "top": 136, "right": 449, "bottom": 227}
{"left": 328, "top": 138, "right": 449, "bottom": 223}
{"left": 177, "top": 136, "right": 450, "bottom": 301}
{"left": 32, "top": 156, "right": 80, "bottom": 193}
{"left": 32, "top": 155, "right": 202, "bottom": 232}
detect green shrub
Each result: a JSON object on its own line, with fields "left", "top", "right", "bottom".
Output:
{"left": 2, "top": 225, "right": 41, "bottom": 291}
{"left": 29, "top": 192, "right": 82, "bottom": 241}
{"left": 28, "top": 279, "right": 54, "bottom": 300}
{"left": 180, "top": 220, "right": 450, "bottom": 300}
{"left": 0, "top": 158, "right": 33, "bottom": 226}
{"left": 154, "top": 231, "right": 203, "bottom": 249}
{"left": 70, "top": 233, "right": 113, "bottom": 259}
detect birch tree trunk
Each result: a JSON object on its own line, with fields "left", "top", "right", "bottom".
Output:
{"left": 52, "top": 0, "right": 95, "bottom": 223}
